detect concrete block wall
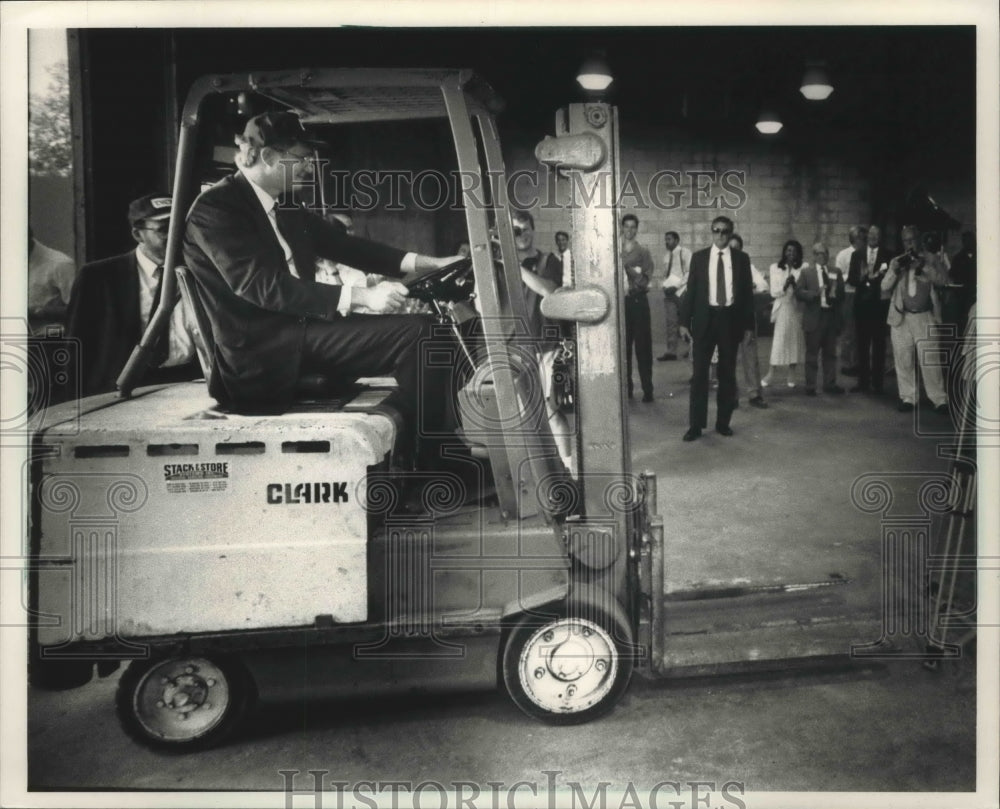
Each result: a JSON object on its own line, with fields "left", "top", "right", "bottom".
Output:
{"left": 504, "top": 122, "right": 875, "bottom": 278}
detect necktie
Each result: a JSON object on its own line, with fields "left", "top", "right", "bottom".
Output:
{"left": 270, "top": 205, "right": 298, "bottom": 277}
{"left": 820, "top": 266, "right": 830, "bottom": 307}
{"left": 149, "top": 266, "right": 164, "bottom": 318}
{"left": 667, "top": 250, "right": 674, "bottom": 277}
{"left": 715, "top": 251, "right": 725, "bottom": 306}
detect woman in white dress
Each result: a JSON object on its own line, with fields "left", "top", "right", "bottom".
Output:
{"left": 763, "top": 240, "right": 808, "bottom": 387}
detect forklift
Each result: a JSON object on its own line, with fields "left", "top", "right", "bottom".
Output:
{"left": 28, "top": 68, "right": 881, "bottom": 751}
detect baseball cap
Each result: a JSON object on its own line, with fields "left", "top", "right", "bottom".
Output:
{"left": 241, "top": 111, "right": 326, "bottom": 150}
{"left": 128, "top": 194, "right": 173, "bottom": 227}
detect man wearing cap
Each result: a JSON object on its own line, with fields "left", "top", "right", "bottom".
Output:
{"left": 182, "top": 112, "right": 462, "bottom": 462}
{"left": 66, "top": 193, "right": 200, "bottom": 396}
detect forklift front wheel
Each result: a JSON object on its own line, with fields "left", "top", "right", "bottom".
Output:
{"left": 502, "top": 601, "right": 633, "bottom": 724}
{"left": 115, "top": 655, "right": 253, "bottom": 752}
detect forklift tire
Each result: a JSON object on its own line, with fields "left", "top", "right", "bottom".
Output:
{"left": 115, "top": 654, "right": 253, "bottom": 752}
{"left": 501, "top": 598, "right": 634, "bottom": 725}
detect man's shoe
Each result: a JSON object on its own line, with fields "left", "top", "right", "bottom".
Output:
{"left": 715, "top": 425, "right": 734, "bottom": 437}
{"left": 898, "top": 401, "right": 915, "bottom": 412}
{"left": 749, "top": 396, "right": 768, "bottom": 409}
{"left": 850, "top": 384, "right": 869, "bottom": 393}
{"left": 642, "top": 392, "right": 654, "bottom": 403}
{"left": 805, "top": 388, "right": 817, "bottom": 396}
{"left": 657, "top": 353, "right": 677, "bottom": 361}
{"left": 682, "top": 427, "right": 702, "bottom": 442}
{"left": 841, "top": 366, "right": 859, "bottom": 377}
{"left": 824, "top": 384, "right": 845, "bottom": 394}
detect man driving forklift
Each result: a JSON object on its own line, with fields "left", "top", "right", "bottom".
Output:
{"left": 182, "top": 111, "right": 464, "bottom": 469}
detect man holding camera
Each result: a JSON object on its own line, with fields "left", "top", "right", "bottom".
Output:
{"left": 881, "top": 225, "right": 949, "bottom": 413}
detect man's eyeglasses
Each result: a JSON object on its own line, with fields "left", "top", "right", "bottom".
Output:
{"left": 711, "top": 227, "right": 733, "bottom": 235}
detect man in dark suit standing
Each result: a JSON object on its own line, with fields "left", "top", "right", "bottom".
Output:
{"left": 66, "top": 194, "right": 201, "bottom": 396}
{"left": 182, "top": 111, "right": 460, "bottom": 464}
{"left": 678, "top": 215, "right": 755, "bottom": 441}
{"left": 796, "top": 242, "right": 846, "bottom": 396}
{"left": 847, "top": 225, "right": 892, "bottom": 393}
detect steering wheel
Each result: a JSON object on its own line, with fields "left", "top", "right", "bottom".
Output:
{"left": 404, "top": 257, "right": 475, "bottom": 303}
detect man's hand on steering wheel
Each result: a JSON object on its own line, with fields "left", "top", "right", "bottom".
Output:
{"left": 354, "top": 280, "right": 409, "bottom": 314}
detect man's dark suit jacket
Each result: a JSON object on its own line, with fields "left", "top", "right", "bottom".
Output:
{"left": 182, "top": 171, "right": 408, "bottom": 407}
{"left": 795, "top": 265, "right": 846, "bottom": 332}
{"left": 678, "top": 246, "right": 755, "bottom": 338}
{"left": 848, "top": 247, "right": 893, "bottom": 316}
{"left": 65, "top": 251, "right": 201, "bottom": 397}
{"left": 65, "top": 251, "right": 145, "bottom": 396}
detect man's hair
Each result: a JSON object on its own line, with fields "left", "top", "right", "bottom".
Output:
{"left": 711, "top": 215, "right": 734, "bottom": 232}
{"left": 555, "top": 230, "right": 569, "bottom": 240}
{"left": 813, "top": 241, "right": 829, "bottom": 254}
{"left": 621, "top": 213, "right": 639, "bottom": 227}
{"left": 848, "top": 225, "right": 868, "bottom": 242}
{"left": 729, "top": 233, "right": 744, "bottom": 250}
{"left": 664, "top": 231, "right": 679, "bottom": 241}
{"left": 512, "top": 209, "right": 535, "bottom": 229}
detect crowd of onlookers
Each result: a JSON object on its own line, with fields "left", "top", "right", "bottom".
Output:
{"left": 625, "top": 221, "right": 977, "bottom": 417}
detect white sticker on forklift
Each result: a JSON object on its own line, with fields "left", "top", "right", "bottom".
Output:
{"left": 163, "top": 462, "right": 230, "bottom": 494}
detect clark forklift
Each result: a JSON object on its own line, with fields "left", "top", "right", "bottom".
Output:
{"left": 29, "top": 68, "right": 879, "bottom": 750}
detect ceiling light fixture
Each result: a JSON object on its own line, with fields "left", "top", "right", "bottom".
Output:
{"left": 800, "top": 63, "right": 834, "bottom": 101}
{"left": 755, "top": 109, "right": 783, "bottom": 135}
{"left": 576, "top": 53, "right": 613, "bottom": 92}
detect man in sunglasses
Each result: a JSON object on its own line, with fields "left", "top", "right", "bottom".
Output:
{"left": 66, "top": 193, "right": 201, "bottom": 396}
{"left": 678, "top": 215, "right": 755, "bottom": 441}
{"left": 183, "top": 111, "right": 463, "bottom": 469}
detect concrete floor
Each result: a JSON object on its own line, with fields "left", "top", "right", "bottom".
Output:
{"left": 23, "top": 304, "right": 985, "bottom": 802}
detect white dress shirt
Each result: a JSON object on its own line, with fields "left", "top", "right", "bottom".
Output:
{"left": 661, "top": 245, "right": 692, "bottom": 292}
{"left": 708, "top": 246, "right": 734, "bottom": 307}
{"left": 835, "top": 245, "right": 856, "bottom": 292}
{"left": 135, "top": 248, "right": 197, "bottom": 367}
{"left": 816, "top": 264, "right": 831, "bottom": 308}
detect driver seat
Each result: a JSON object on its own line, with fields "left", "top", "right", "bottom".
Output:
{"left": 175, "top": 265, "right": 355, "bottom": 400}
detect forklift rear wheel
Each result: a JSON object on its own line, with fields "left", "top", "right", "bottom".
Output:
{"left": 115, "top": 655, "right": 253, "bottom": 752}
{"left": 502, "top": 601, "right": 633, "bottom": 724}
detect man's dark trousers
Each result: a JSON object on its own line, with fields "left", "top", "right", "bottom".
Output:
{"left": 303, "top": 313, "right": 459, "bottom": 465}
{"left": 855, "top": 301, "right": 889, "bottom": 391}
{"left": 624, "top": 291, "right": 653, "bottom": 397}
{"left": 690, "top": 306, "right": 740, "bottom": 430}
{"left": 805, "top": 309, "right": 839, "bottom": 390}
